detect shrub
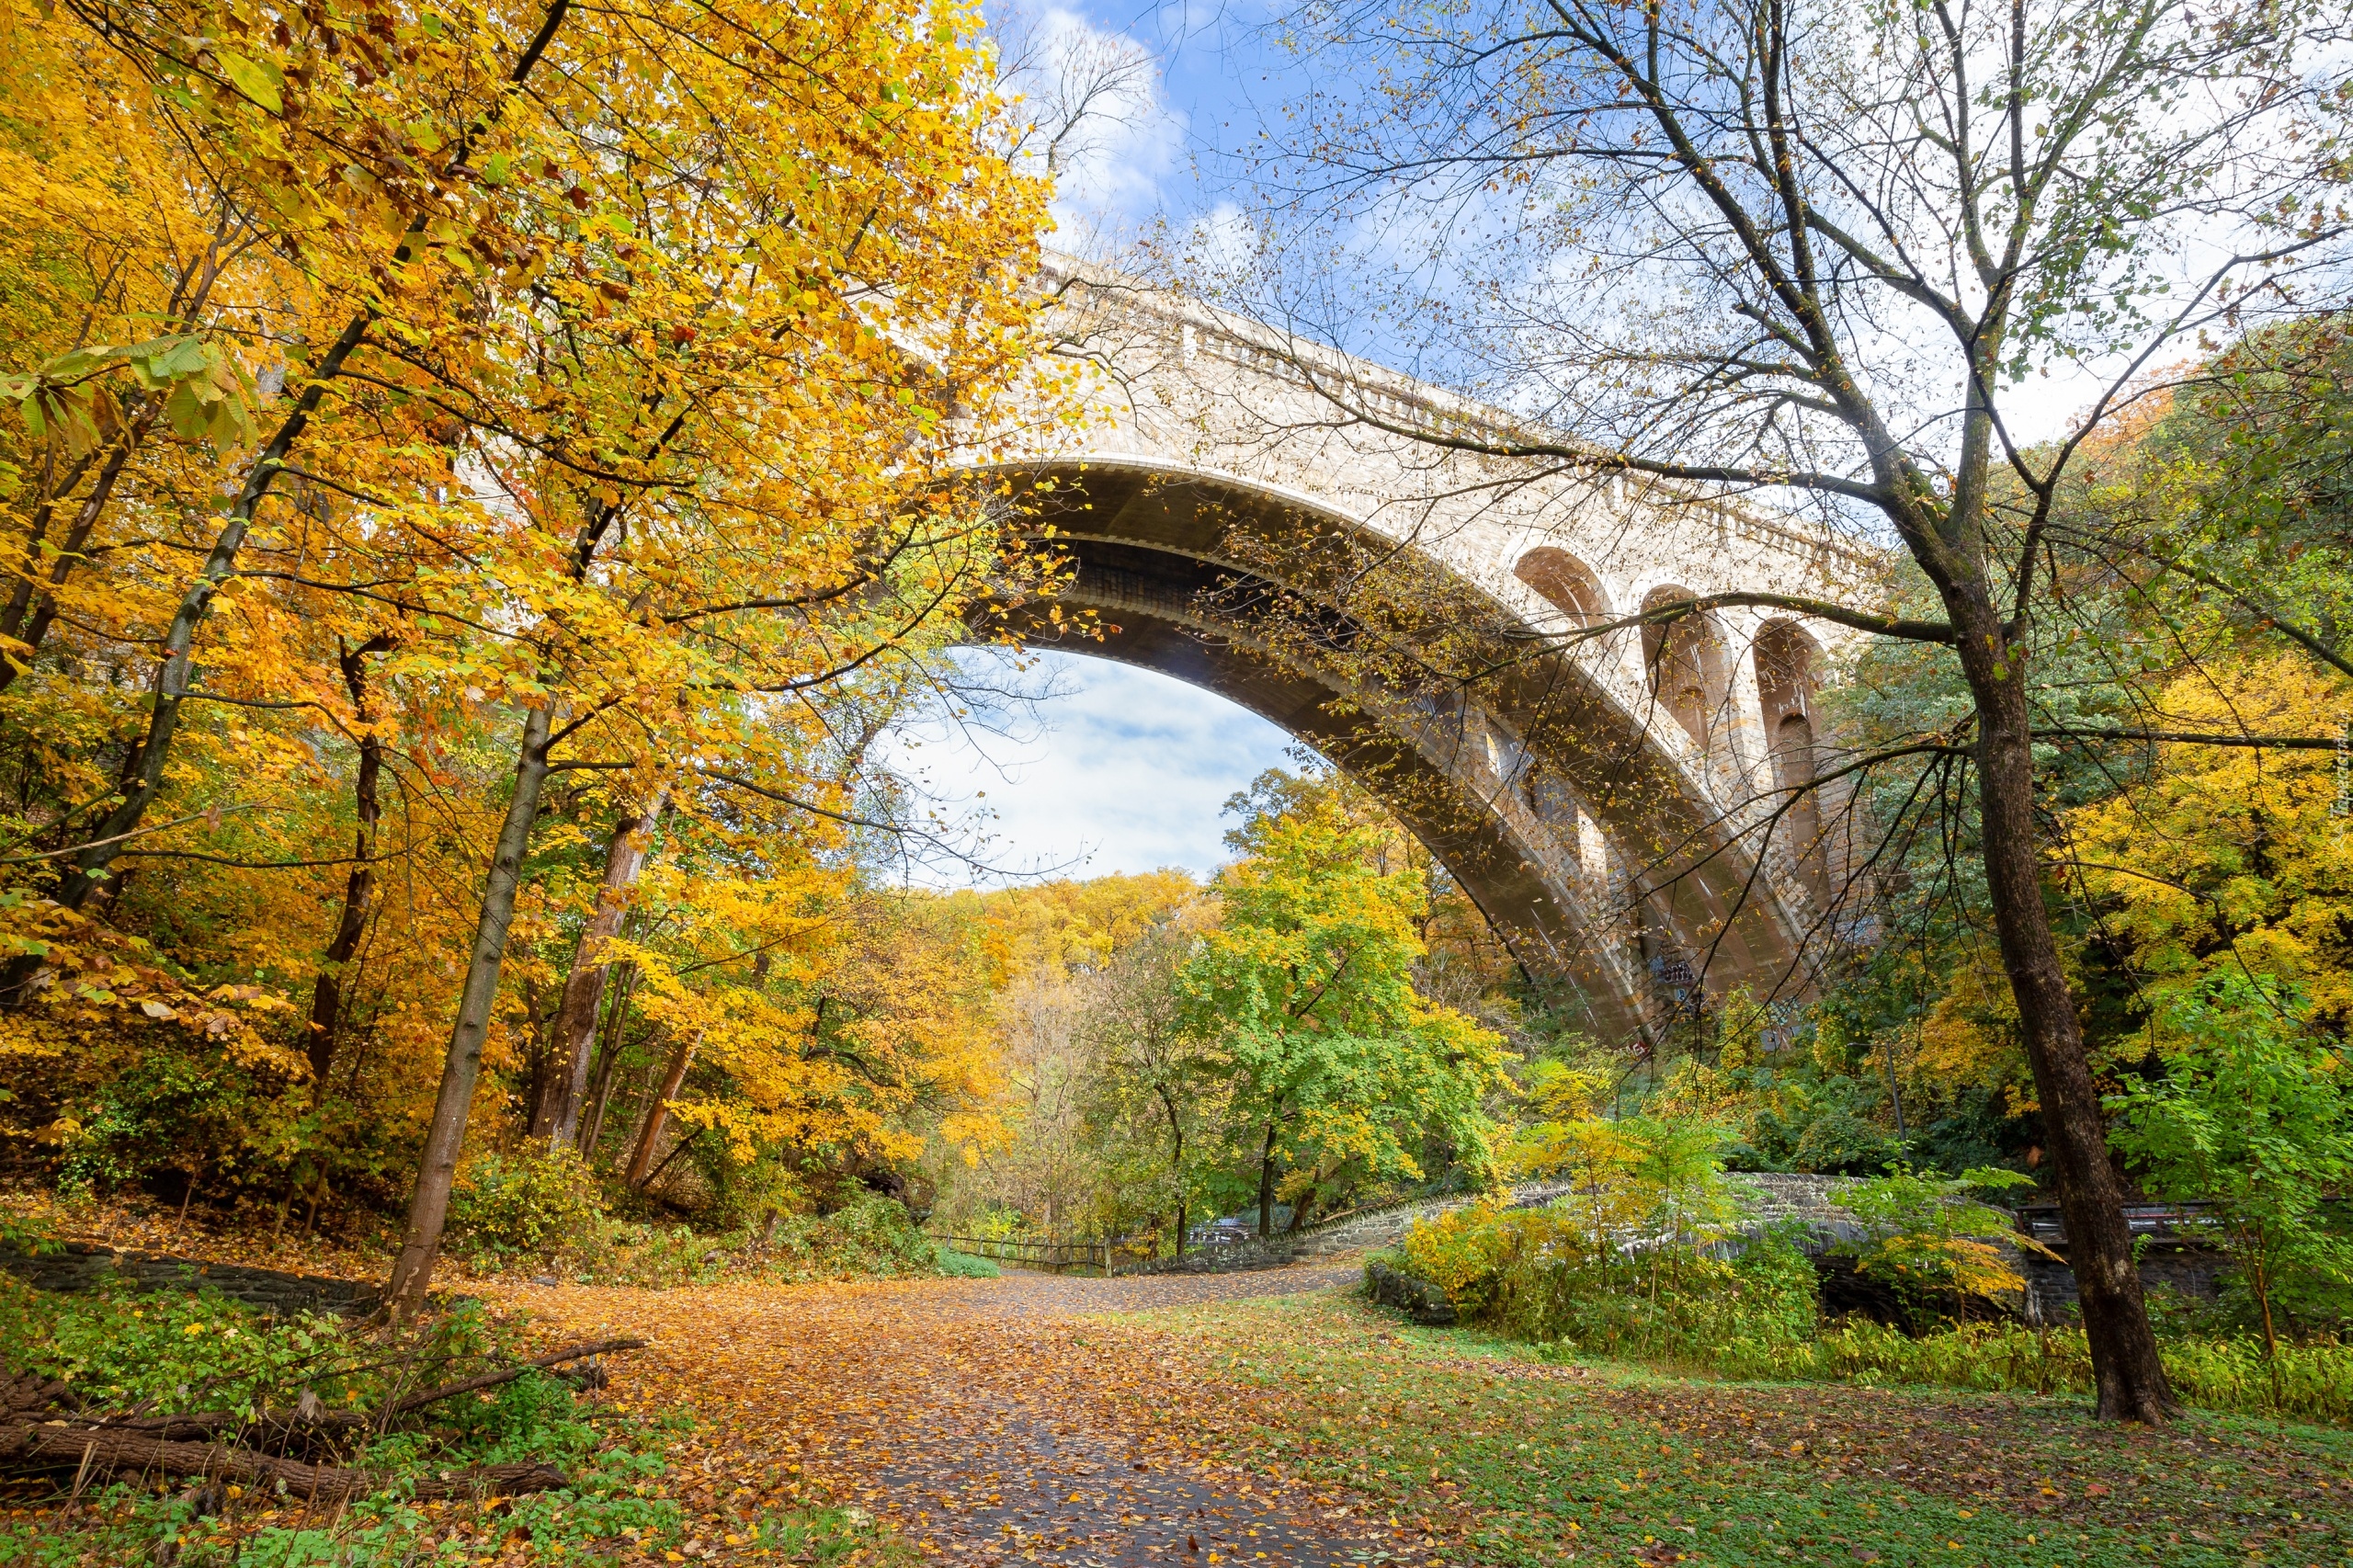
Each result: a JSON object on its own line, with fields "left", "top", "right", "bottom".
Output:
{"left": 1400, "top": 1203, "right": 1507, "bottom": 1310}
{"left": 935, "top": 1248, "right": 1002, "bottom": 1278}
{"left": 1382, "top": 1212, "right": 2353, "bottom": 1426}
{"left": 1493, "top": 1220, "right": 1821, "bottom": 1369}
{"left": 812, "top": 1195, "right": 939, "bottom": 1274}
{"left": 448, "top": 1146, "right": 608, "bottom": 1262}
{"left": 1393, "top": 1196, "right": 1820, "bottom": 1368}
{"left": 694, "top": 1196, "right": 943, "bottom": 1285}
{"left": 1835, "top": 1165, "right": 2037, "bottom": 1324}
{"left": 0, "top": 1274, "right": 361, "bottom": 1418}
{"left": 2108, "top": 973, "right": 2353, "bottom": 1354}
{"left": 1787, "top": 1320, "right": 2353, "bottom": 1426}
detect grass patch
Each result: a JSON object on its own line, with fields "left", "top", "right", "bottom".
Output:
{"left": 1114, "top": 1285, "right": 2353, "bottom": 1568}
{"left": 933, "top": 1249, "right": 1001, "bottom": 1279}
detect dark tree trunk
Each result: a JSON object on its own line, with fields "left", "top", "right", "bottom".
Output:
{"left": 1256, "top": 1120, "right": 1279, "bottom": 1239}
{"left": 530, "top": 790, "right": 665, "bottom": 1147}
{"left": 576, "top": 960, "right": 638, "bottom": 1160}
{"left": 517, "top": 974, "right": 553, "bottom": 1135}
{"left": 305, "top": 635, "right": 392, "bottom": 1092}
{"left": 1286, "top": 1175, "right": 1319, "bottom": 1233}
{"left": 385, "top": 703, "right": 553, "bottom": 1318}
{"left": 1160, "top": 1085, "right": 1186, "bottom": 1256}
{"left": 625, "top": 1030, "right": 699, "bottom": 1189}
{"left": 1951, "top": 592, "right": 2177, "bottom": 1423}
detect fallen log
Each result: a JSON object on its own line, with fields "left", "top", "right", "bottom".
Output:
{"left": 2, "top": 1424, "right": 567, "bottom": 1501}
{"left": 1, "top": 1372, "right": 71, "bottom": 1417}
{"left": 384, "top": 1336, "right": 647, "bottom": 1416}
{"left": 0, "top": 1336, "right": 646, "bottom": 1497}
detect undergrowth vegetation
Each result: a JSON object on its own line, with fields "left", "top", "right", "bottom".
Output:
{"left": 0, "top": 1278, "right": 905, "bottom": 1566}
{"left": 1382, "top": 1104, "right": 2353, "bottom": 1426}
{"left": 443, "top": 1150, "right": 951, "bottom": 1287}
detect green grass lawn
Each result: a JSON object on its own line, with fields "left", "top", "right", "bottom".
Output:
{"left": 1121, "top": 1287, "right": 2353, "bottom": 1568}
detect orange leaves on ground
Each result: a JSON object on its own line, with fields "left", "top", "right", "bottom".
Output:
{"left": 489, "top": 1266, "right": 1436, "bottom": 1567}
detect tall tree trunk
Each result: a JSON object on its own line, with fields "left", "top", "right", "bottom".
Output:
{"left": 1953, "top": 595, "right": 2177, "bottom": 1423}
{"left": 530, "top": 789, "right": 666, "bottom": 1147}
{"left": 0, "top": 411, "right": 157, "bottom": 693}
{"left": 305, "top": 635, "right": 392, "bottom": 1093}
{"left": 576, "top": 960, "right": 637, "bottom": 1160}
{"left": 40, "top": 0, "right": 573, "bottom": 915}
{"left": 1159, "top": 1085, "right": 1185, "bottom": 1256}
{"left": 625, "top": 1030, "right": 699, "bottom": 1189}
{"left": 1256, "top": 1119, "right": 1279, "bottom": 1239}
{"left": 516, "top": 973, "right": 554, "bottom": 1135}
{"left": 384, "top": 703, "right": 553, "bottom": 1318}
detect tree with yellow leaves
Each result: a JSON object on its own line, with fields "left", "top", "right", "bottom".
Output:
{"left": 0, "top": 0, "right": 1066, "bottom": 1311}
{"left": 2068, "top": 655, "right": 2353, "bottom": 1035}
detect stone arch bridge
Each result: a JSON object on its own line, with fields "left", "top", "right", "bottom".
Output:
{"left": 990, "top": 263, "right": 1885, "bottom": 1047}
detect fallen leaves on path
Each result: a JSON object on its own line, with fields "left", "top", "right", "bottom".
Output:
{"left": 486, "top": 1263, "right": 2353, "bottom": 1568}
{"left": 488, "top": 1262, "right": 1437, "bottom": 1567}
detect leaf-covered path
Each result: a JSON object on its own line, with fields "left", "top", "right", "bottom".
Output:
{"left": 491, "top": 1264, "right": 2353, "bottom": 1568}
{"left": 495, "top": 1262, "right": 1400, "bottom": 1566}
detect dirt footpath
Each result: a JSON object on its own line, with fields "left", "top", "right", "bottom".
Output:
{"left": 495, "top": 1261, "right": 1405, "bottom": 1567}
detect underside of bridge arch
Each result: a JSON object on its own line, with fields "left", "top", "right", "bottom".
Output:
{"left": 990, "top": 460, "right": 1816, "bottom": 1046}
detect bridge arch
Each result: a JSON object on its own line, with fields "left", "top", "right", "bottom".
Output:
{"left": 994, "top": 457, "right": 1822, "bottom": 1044}
{"left": 1755, "top": 619, "right": 1828, "bottom": 899}
{"left": 1514, "top": 547, "right": 1609, "bottom": 628}
{"left": 1640, "top": 585, "right": 1733, "bottom": 761}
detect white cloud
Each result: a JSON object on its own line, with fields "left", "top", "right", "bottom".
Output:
{"left": 878, "top": 649, "right": 1299, "bottom": 885}
{"left": 995, "top": 4, "right": 1185, "bottom": 244}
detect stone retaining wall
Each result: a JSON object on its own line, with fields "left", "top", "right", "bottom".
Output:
{"left": 0, "top": 1241, "right": 381, "bottom": 1317}
{"left": 1127, "top": 1233, "right": 1306, "bottom": 1275}
{"left": 1364, "top": 1258, "right": 1456, "bottom": 1325}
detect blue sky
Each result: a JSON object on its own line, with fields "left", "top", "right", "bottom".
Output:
{"left": 879, "top": 5, "right": 1302, "bottom": 889}
{"left": 882, "top": 650, "right": 1298, "bottom": 885}
{"left": 904, "top": 1, "right": 2162, "bottom": 886}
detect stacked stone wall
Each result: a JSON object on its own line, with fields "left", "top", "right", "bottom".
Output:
{"left": 0, "top": 1241, "right": 381, "bottom": 1317}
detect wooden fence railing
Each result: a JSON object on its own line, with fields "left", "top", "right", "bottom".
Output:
{"left": 929, "top": 1233, "right": 1158, "bottom": 1275}
{"left": 2012, "top": 1202, "right": 2215, "bottom": 1247}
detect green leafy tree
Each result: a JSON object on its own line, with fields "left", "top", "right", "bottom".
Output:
{"left": 2108, "top": 318, "right": 2353, "bottom": 679}
{"left": 1181, "top": 791, "right": 1510, "bottom": 1236}
{"left": 1620, "top": 1118, "right": 1749, "bottom": 1298}
{"left": 1078, "top": 915, "right": 1225, "bottom": 1254}
{"left": 1837, "top": 1165, "right": 2039, "bottom": 1322}
{"left": 2108, "top": 975, "right": 2353, "bottom": 1365}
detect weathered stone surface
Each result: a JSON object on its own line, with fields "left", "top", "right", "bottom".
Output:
{"left": 998, "top": 259, "right": 1886, "bottom": 1043}
{"left": 1364, "top": 1258, "right": 1457, "bottom": 1325}
{"left": 2019, "top": 1244, "right": 2226, "bottom": 1324}
{"left": 0, "top": 1240, "right": 381, "bottom": 1317}
{"left": 1133, "top": 1235, "right": 1305, "bottom": 1275}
